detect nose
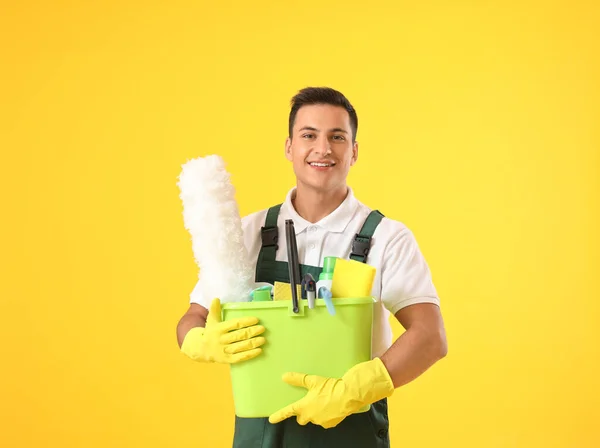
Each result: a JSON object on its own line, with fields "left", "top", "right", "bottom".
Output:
{"left": 315, "top": 135, "right": 332, "bottom": 155}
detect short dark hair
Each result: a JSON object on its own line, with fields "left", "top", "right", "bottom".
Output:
{"left": 288, "top": 87, "right": 358, "bottom": 142}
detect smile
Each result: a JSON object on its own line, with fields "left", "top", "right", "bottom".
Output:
{"left": 308, "top": 162, "right": 335, "bottom": 167}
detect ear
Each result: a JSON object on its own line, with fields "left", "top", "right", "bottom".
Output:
{"left": 285, "top": 137, "right": 293, "bottom": 162}
{"left": 350, "top": 141, "right": 359, "bottom": 166}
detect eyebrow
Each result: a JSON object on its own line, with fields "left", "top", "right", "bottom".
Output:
{"left": 298, "top": 126, "right": 348, "bottom": 134}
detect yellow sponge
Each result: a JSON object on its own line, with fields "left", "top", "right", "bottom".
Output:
{"left": 273, "top": 281, "right": 302, "bottom": 301}
{"left": 331, "top": 258, "right": 376, "bottom": 298}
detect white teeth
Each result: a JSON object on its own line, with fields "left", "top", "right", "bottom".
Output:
{"left": 310, "top": 162, "right": 333, "bottom": 167}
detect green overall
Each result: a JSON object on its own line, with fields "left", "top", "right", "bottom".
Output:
{"left": 232, "top": 204, "right": 391, "bottom": 448}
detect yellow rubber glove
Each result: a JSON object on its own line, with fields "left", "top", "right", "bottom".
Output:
{"left": 181, "top": 298, "right": 266, "bottom": 364}
{"left": 269, "top": 358, "right": 394, "bottom": 429}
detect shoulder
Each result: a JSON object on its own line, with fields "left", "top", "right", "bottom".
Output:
{"left": 356, "top": 202, "right": 416, "bottom": 257}
{"left": 240, "top": 203, "right": 282, "bottom": 232}
{"left": 377, "top": 216, "right": 411, "bottom": 241}
{"left": 241, "top": 208, "right": 268, "bottom": 226}
{"left": 354, "top": 199, "right": 410, "bottom": 242}
{"left": 240, "top": 209, "right": 267, "bottom": 236}
{"left": 375, "top": 215, "right": 430, "bottom": 267}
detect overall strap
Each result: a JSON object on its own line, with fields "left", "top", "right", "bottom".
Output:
{"left": 350, "top": 210, "right": 385, "bottom": 263}
{"left": 256, "top": 204, "right": 385, "bottom": 281}
{"left": 255, "top": 203, "right": 323, "bottom": 284}
{"left": 255, "top": 204, "right": 282, "bottom": 282}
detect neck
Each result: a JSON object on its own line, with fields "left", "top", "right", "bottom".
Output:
{"left": 292, "top": 183, "right": 348, "bottom": 223}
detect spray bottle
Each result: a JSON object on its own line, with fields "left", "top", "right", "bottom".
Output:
{"left": 316, "top": 256, "right": 337, "bottom": 298}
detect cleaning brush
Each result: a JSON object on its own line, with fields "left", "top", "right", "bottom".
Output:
{"left": 177, "top": 155, "right": 255, "bottom": 303}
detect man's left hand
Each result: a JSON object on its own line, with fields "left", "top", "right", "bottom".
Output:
{"left": 268, "top": 358, "right": 395, "bottom": 429}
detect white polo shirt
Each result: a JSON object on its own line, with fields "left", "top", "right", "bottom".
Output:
{"left": 190, "top": 187, "right": 440, "bottom": 358}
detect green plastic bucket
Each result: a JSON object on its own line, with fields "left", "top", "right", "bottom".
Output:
{"left": 221, "top": 297, "right": 375, "bottom": 418}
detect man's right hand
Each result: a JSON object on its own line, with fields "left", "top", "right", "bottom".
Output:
{"left": 181, "top": 298, "right": 266, "bottom": 364}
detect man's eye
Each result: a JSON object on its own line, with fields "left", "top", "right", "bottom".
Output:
{"left": 302, "top": 134, "right": 314, "bottom": 139}
{"left": 332, "top": 135, "right": 345, "bottom": 141}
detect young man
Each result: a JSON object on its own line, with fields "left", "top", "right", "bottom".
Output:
{"left": 176, "top": 87, "right": 447, "bottom": 447}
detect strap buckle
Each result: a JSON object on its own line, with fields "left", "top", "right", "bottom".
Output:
{"left": 261, "top": 226, "right": 279, "bottom": 249}
{"left": 351, "top": 234, "right": 372, "bottom": 258}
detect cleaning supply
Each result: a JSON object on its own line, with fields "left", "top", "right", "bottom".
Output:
{"left": 177, "top": 154, "right": 256, "bottom": 303}
{"left": 252, "top": 289, "right": 272, "bottom": 302}
{"left": 181, "top": 298, "right": 266, "bottom": 364}
{"left": 268, "top": 357, "right": 395, "bottom": 428}
{"left": 285, "top": 219, "right": 302, "bottom": 313}
{"left": 250, "top": 285, "right": 273, "bottom": 301}
{"left": 317, "top": 286, "right": 335, "bottom": 316}
{"left": 316, "top": 256, "right": 337, "bottom": 298}
{"left": 273, "top": 281, "right": 302, "bottom": 301}
{"left": 330, "top": 258, "right": 376, "bottom": 298}
{"left": 301, "top": 274, "right": 316, "bottom": 309}
{"left": 221, "top": 297, "right": 375, "bottom": 417}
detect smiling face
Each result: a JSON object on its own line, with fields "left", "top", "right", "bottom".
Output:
{"left": 285, "top": 104, "right": 358, "bottom": 194}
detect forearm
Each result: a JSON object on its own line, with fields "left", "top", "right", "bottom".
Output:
{"left": 380, "top": 317, "right": 447, "bottom": 388}
{"left": 176, "top": 313, "right": 206, "bottom": 348}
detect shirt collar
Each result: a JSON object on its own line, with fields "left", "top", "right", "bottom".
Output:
{"left": 281, "top": 186, "right": 359, "bottom": 234}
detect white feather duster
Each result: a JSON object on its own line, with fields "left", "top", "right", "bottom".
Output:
{"left": 177, "top": 155, "right": 255, "bottom": 303}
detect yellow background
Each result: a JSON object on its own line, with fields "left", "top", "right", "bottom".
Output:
{"left": 1, "top": 1, "right": 598, "bottom": 447}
